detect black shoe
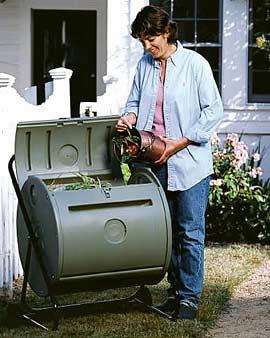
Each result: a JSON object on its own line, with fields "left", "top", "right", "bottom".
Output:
{"left": 173, "top": 301, "right": 197, "bottom": 320}
{"left": 155, "top": 296, "right": 177, "bottom": 313}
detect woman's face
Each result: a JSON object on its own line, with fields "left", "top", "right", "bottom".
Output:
{"left": 139, "top": 34, "right": 170, "bottom": 60}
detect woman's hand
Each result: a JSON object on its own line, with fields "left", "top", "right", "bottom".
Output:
{"left": 116, "top": 113, "right": 137, "bottom": 131}
{"left": 155, "top": 137, "right": 191, "bottom": 165}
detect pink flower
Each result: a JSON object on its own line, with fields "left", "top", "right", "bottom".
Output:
{"left": 233, "top": 141, "right": 249, "bottom": 164}
{"left": 214, "top": 150, "right": 225, "bottom": 159}
{"left": 211, "top": 132, "right": 221, "bottom": 145}
{"left": 210, "top": 179, "right": 223, "bottom": 187}
{"left": 252, "top": 153, "right": 260, "bottom": 162}
{"left": 248, "top": 167, "right": 263, "bottom": 178}
{"left": 231, "top": 159, "right": 242, "bottom": 170}
{"left": 225, "top": 133, "right": 239, "bottom": 147}
{"left": 249, "top": 168, "right": 257, "bottom": 178}
{"left": 256, "top": 167, "right": 263, "bottom": 176}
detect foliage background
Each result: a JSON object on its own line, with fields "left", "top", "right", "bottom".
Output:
{"left": 206, "top": 133, "right": 270, "bottom": 244}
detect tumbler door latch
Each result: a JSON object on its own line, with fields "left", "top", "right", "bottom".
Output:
{"left": 102, "top": 187, "right": 111, "bottom": 198}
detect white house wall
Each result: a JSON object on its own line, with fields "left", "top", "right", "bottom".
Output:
{"left": 0, "top": 1, "right": 21, "bottom": 90}
{"left": 106, "top": 0, "right": 147, "bottom": 109}
{"left": 221, "top": 0, "right": 270, "bottom": 181}
{"left": 222, "top": 0, "right": 248, "bottom": 108}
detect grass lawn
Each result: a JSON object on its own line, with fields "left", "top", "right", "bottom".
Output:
{"left": 0, "top": 244, "right": 269, "bottom": 338}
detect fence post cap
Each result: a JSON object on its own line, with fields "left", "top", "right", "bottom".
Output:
{"left": 0, "top": 73, "right": 15, "bottom": 87}
{"left": 49, "top": 67, "right": 73, "bottom": 80}
{"left": 103, "top": 75, "right": 118, "bottom": 84}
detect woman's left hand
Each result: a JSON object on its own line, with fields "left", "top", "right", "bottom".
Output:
{"left": 154, "top": 137, "right": 191, "bottom": 165}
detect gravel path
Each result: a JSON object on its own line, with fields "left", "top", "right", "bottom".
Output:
{"left": 208, "top": 259, "right": 270, "bottom": 338}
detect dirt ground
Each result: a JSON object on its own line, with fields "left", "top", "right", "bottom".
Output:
{"left": 207, "top": 259, "right": 270, "bottom": 338}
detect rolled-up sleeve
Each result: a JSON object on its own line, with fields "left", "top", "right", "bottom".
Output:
{"left": 184, "top": 56, "right": 224, "bottom": 144}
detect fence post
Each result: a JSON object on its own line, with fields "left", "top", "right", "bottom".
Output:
{"left": 48, "top": 67, "right": 73, "bottom": 117}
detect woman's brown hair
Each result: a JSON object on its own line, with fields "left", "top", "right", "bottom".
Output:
{"left": 131, "top": 5, "right": 177, "bottom": 44}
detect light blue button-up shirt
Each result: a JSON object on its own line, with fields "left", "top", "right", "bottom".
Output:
{"left": 125, "top": 41, "right": 224, "bottom": 191}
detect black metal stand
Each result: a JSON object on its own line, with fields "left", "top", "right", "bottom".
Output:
{"left": 7, "top": 155, "right": 173, "bottom": 331}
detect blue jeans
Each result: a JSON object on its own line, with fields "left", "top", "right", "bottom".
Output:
{"left": 151, "top": 164, "right": 210, "bottom": 306}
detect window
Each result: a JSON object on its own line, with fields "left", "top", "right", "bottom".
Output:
{"left": 248, "top": 0, "right": 270, "bottom": 103}
{"left": 33, "top": 10, "right": 97, "bottom": 116}
{"left": 150, "top": 0, "right": 222, "bottom": 90}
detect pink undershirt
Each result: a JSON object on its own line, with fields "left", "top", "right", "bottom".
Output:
{"left": 152, "top": 73, "right": 166, "bottom": 137}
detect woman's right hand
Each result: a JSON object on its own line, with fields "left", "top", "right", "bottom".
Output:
{"left": 115, "top": 112, "right": 137, "bottom": 131}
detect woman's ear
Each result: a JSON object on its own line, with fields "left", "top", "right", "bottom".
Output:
{"left": 164, "top": 32, "right": 169, "bottom": 42}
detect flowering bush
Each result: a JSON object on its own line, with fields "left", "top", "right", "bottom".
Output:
{"left": 206, "top": 133, "right": 270, "bottom": 243}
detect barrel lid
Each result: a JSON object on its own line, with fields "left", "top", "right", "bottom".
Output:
{"left": 15, "top": 116, "right": 120, "bottom": 188}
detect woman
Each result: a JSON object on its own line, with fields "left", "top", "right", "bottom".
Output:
{"left": 116, "top": 5, "right": 223, "bottom": 319}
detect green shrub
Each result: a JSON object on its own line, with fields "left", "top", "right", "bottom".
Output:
{"left": 206, "top": 133, "right": 270, "bottom": 244}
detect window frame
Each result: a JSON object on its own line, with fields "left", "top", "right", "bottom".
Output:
{"left": 248, "top": 0, "right": 270, "bottom": 103}
{"left": 169, "top": 0, "right": 223, "bottom": 91}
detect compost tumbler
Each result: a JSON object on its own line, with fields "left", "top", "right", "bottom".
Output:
{"left": 15, "top": 116, "right": 172, "bottom": 298}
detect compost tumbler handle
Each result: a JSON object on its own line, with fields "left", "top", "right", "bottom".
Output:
{"left": 8, "top": 155, "right": 58, "bottom": 307}
{"left": 8, "top": 155, "right": 47, "bottom": 259}
{"left": 8, "top": 155, "right": 33, "bottom": 233}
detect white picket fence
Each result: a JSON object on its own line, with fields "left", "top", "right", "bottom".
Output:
{"left": 0, "top": 68, "right": 72, "bottom": 293}
{"left": 0, "top": 161, "right": 20, "bottom": 292}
